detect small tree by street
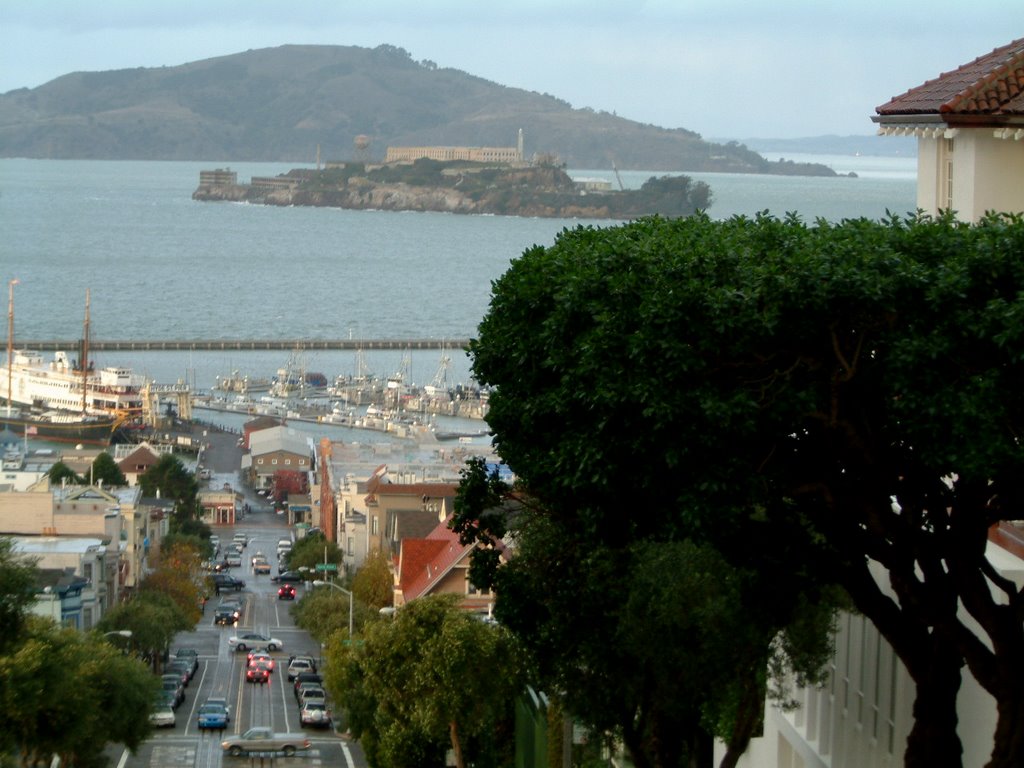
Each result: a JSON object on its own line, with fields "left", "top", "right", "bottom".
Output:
{"left": 328, "top": 594, "right": 523, "bottom": 768}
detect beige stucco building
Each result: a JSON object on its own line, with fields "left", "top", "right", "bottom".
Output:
{"left": 874, "top": 37, "right": 1024, "bottom": 221}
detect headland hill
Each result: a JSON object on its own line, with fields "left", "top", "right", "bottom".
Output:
{"left": 1, "top": 43, "right": 838, "bottom": 177}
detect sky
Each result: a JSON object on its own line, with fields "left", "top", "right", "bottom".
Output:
{"left": 0, "top": 0, "right": 1020, "bottom": 140}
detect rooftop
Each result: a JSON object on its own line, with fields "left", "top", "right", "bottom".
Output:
{"left": 876, "top": 38, "right": 1024, "bottom": 122}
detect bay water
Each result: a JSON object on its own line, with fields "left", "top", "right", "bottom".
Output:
{"left": 1, "top": 155, "right": 916, "bottom": 396}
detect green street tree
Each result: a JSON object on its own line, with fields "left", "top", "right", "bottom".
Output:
{"left": 284, "top": 533, "right": 343, "bottom": 573}
{"left": 90, "top": 451, "right": 127, "bottom": 487}
{"left": 46, "top": 460, "right": 82, "bottom": 486}
{"left": 352, "top": 549, "right": 394, "bottom": 612}
{"left": 0, "top": 538, "right": 37, "bottom": 655}
{"left": 329, "top": 594, "right": 523, "bottom": 768}
{"left": 0, "top": 618, "right": 157, "bottom": 767}
{"left": 459, "top": 212, "right": 1024, "bottom": 768}
{"left": 95, "top": 590, "right": 191, "bottom": 671}
{"left": 138, "top": 454, "right": 198, "bottom": 513}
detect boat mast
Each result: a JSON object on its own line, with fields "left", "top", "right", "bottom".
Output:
{"left": 81, "top": 289, "right": 90, "bottom": 414}
{"left": 6, "top": 279, "right": 17, "bottom": 412}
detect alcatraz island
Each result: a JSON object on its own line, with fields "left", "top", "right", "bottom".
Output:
{"left": 192, "top": 133, "right": 837, "bottom": 219}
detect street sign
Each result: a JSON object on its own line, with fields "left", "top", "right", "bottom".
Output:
{"left": 315, "top": 563, "right": 338, "bottom": 572}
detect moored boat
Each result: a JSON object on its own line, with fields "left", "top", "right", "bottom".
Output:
{"left": 0, "top": 407, "right": 122, "bottom": 446}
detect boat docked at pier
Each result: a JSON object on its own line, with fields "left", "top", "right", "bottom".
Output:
{"left": 2, "top": 283, "right": 142, "bottom": 444}
{"left": 0, "top": 407, "right": 122, "bottom": 445}
{"left": 213, "top": 370, "right": 272, "bottom": 395}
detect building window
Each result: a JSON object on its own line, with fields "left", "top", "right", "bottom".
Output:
{"left": 285, "top": 459, "right": 291, "bottom": 465}
{"left": 83, "top": 563, "right": 93, "bottom": 583}
{"left": 272, "top": 459, "right": 278, "bottom": 465}
{"left": 258, "top": 458, "right": 264, "bottom": 465}
{"left": 347, "top": 537, "right": 354, "bottom": 556}
{"left": 371, "top": 516, "right": 379, "bottom": 536}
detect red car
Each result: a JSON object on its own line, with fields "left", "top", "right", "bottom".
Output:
{"left": 246, "top": 666, "right": 270, "bottom": 684}
{"left": 278, "top": 584, "right": 296, "bottom": 600}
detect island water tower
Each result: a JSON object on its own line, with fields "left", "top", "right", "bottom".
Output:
{"left": 354, "top": 134, "right": 371, "bottom": 163}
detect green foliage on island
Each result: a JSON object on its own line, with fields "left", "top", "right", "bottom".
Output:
{"left": 195, "top": 157, "right": 715, "bottom": 219}
{"left": 0, "top": 44, "right": 834, "bottom": 176}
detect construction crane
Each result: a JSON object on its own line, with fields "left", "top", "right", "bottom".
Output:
{"left": 612, "top": 160, "right": 625, "bottom": 191}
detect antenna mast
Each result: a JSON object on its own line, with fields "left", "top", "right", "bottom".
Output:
{"left": 81, "top": 289, "right": 90, "bottom": 414}
{"left": 6, "top": 279, "right": 17, "bottom": 411}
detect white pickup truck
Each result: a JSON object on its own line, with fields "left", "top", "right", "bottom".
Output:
{"left": 221, "top": 726, "right": 311, "bottom": 756}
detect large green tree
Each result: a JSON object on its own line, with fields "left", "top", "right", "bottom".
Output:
{"left": 329, "top": 594, "right": 523, "bottom": 768}
{"left": 0, "top": 619, "right": 157, "bottom": 767}
{"left": 460, "top": 212, "right": 1024, "bottom": 768}
{"left": 138, "top": 454, "right": 198, "bottom": 511}
{"left": 90, "top": 452, "right": 127, "bottom": 487}
{"left": 0, "top": 538, "right": 36, "bottom": 656}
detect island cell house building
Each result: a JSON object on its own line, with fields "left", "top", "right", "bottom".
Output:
{"left": 873, "top": 36, "right": 1024, "bottom": 221}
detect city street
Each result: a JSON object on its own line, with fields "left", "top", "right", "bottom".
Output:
{"left": 116, "top": 505, "right": 365, "bottom": 767}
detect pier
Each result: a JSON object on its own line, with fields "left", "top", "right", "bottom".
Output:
{"left": 5, "top": 339, "right": 470, "bottom": 352}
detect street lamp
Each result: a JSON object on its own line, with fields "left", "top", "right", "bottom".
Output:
{"left": 102, "top": 629, "right": 132, "bottom": 654}
{"left": 312, "top": 579, "right": 353, "bottom": 638}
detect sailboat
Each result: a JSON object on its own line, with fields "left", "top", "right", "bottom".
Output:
{"left": 1, "top": 283, "right": 123, "bottom": 445}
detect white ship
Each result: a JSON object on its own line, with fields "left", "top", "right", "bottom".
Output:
{"left": 2, "top": 288, "right": 147, "bottom": 423}
{"left": 2, "top": 349, "right": 146, "bottom": 419}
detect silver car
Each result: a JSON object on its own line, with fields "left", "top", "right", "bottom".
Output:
{"left": 221, "top": 727, "right": 311, "bottom": 756}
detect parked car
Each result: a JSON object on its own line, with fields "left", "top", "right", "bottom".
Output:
{"left": 286, "top": 657, "right": 315, "bottom": 681}
{"left": 166, "top": 659, "right": 193, "bottom": 686}
{"left": 293, "top": 673, "right": 324, "bottom": 700}
{"left": 299, "top": 701, "right": 331, "bottom": 728}
{"left": 220, "top": 727, "right": 311, "bottom": 757}
{"left": 150, "top": 704, "right": 176, "bottom": 728}
{"left": 175, "top": 648, "right": 199, "bottom": 677}
{"left": 278, "top": 584, "right": 296, "bottom": 600}
{"left": 233, "top": 533, "right": 249, "bottom": 548}
{"left": 246, "top": 666, "right": 270, "bottom": 684}
{"left": 197, "top": 701, "right": 229, "bottom": 730}
{"left": 297, "top": 686, "right": 327, "bottom": 707}
{"left": 253, "top": 558, "right": 271, "bottom": 575}
{"left": 161, "top": 675, "right": 184, "bottom": 708}
{"left": 272, "top": 570, "right": 303, "bottom": 583}
{"left": 226, "top": 552, "right": 242, "bottom": 567}
{"left": 228, "top": 632, "right": 283, "bottom": 652}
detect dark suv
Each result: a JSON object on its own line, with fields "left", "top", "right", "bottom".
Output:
{"left": 213, "top": 574, "right": 245, "bottom": 592}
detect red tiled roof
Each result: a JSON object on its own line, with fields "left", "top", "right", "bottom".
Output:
{"left": 397, "top": 520, "right": 472, "bottom": 602}
{"left": 876, "top": 38, "right": 1024, "bottom": 119}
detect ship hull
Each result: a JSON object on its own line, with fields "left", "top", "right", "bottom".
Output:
{"left": 0, "top": 411, "right": 120, "bottom": 446}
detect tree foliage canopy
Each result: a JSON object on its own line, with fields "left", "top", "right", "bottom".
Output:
{"left": 462, "top": 212, "right": 1024, "bottom": 768}
{"left": 329, "top": 594, "right": 523, "bottom": 768}
{"left": 138, "top": 454, "right": 198, "bottom": 509}
{"left": 0, "top": 620, "right": 157, "bottom": 767}
{"left": 90, "top": 452, "right": 127, "bottom": 487}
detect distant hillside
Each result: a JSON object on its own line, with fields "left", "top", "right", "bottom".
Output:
{"left": 0, "top": 44, "right": 832, "bottom": 175}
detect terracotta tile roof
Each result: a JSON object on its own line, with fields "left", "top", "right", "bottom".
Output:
{"left": 876, "top": 38, "right": 1024, "bottom": 119}
{"left": 397, "top": 520, "right": 472, "bottom": 602}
